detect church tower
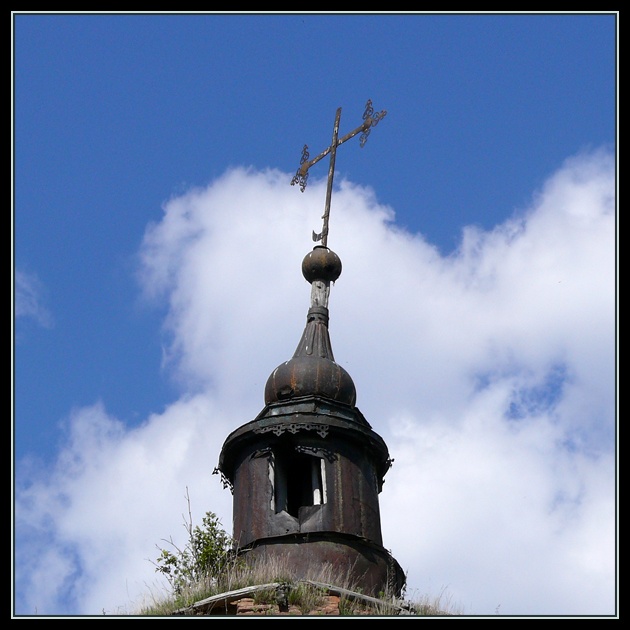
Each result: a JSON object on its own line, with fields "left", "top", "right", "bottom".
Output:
{"left": 215, "top": 101, "right": 405, "bottom": 597}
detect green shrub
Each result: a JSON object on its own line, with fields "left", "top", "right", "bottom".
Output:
{"left": 154, "top": 490, "right": 233, "bottom": 596}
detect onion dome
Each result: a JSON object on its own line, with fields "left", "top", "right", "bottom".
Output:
{"left": 264, "top": 246, "right": 356, "bottom": 406}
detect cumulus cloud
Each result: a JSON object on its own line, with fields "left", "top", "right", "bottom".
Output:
{"left": 14, "top": 148, "right": 616, "bottom": 616}
{"left": 15, "top": 398, "right": 235, "bottom": 615}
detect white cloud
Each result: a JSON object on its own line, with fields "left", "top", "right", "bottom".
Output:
{"left": 14, "top": 269, "right": 53, "bottom": 329}
{"left": 14, "top": 148, "right": 616, "bottom": 616}
{"left": 15, "top": 398, "right": 235, "bottom": 615}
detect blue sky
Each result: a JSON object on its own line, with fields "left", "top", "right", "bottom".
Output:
{"left": 13, "top": 12, "right": 617, "bottom": 617}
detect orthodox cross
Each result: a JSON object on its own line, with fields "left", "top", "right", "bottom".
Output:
{"left": 291, "top": 99, "right": 387, "bottom": 247}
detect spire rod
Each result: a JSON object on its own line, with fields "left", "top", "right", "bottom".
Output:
{"left": 291, "top": 99, "right": 387, "bottom": 248}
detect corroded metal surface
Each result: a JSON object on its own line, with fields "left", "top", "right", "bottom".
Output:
{"left": 301, "top": 246, "right": 342, "bottom": 284}
{"left": 216, "top": 397, "right": 392, "bottom": 489}
{"left": 237, "top": 534, "right": 406, "bottom": 598}
{"left": 215, "top": 394, "right": 400, "bottom": 595}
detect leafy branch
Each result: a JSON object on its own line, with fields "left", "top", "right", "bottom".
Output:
{"left": 152, "top": 487, "right": 235, "bottom": 595}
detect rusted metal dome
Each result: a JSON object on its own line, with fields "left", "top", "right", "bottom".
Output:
{"left": 264, "top": 305, "right": 356, "bottom": 406}
{"left": 264, "top": 350, "right": 356, "bottom": 407}
{"left": 264, "top": 246, "right": 355, "bottom": 407}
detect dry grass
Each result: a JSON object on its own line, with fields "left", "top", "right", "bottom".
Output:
{"left": 136, "top": 555, "right": 462, "bottom": 616}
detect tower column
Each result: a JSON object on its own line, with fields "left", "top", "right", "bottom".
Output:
{"left": 216, "top": 245, "right": 404, "bottom": 596}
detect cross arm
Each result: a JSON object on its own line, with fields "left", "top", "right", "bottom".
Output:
{"left": 291, "top": 100, "right": 387, "bottom": 192}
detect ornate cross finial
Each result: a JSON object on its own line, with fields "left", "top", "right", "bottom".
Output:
{"left": 291, "top": 99, "right": 387, "bottom": 247}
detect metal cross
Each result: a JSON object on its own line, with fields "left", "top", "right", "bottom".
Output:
{"left": 291, "top": 99, "right": 387, "bottom": 247}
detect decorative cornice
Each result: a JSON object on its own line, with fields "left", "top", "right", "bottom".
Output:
{"left": 253, "top": 421, "right": 329, "bottom": 439}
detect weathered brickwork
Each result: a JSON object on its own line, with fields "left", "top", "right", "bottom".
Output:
{"left": 230, "top": 594, "right": 341, "bottom": 616}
